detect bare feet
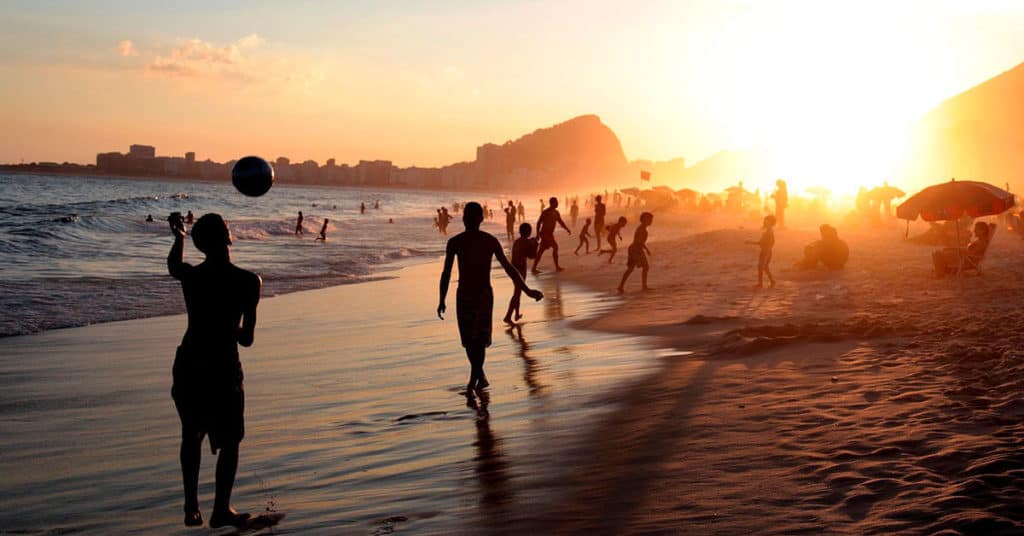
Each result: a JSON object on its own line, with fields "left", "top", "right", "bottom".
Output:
{"left": 503, "top": 315, "right": 514, "bottom": 325}
{"left": 515, "top": 313, "right": 523, "bottom": 321}
{"left": 476, "top": 376, "right": 490, "bottom": 389}
{"left": 184, "top": 510, "right": 203, "bottom": 527}
{"left": 209, "top": 508, "right": 250, "bottom": 528}
{"left": 532, "top": 269, "right": 542, "bottom": 275}
{"left": 616, "top": 287, "right": 624, "bottom": 294}
{"left": 556, "top": 267, "right": 565, "bottom": 272}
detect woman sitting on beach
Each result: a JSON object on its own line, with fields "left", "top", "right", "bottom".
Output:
{"left": 795, "top": 224, "right": 849, "bottom": 270}
{"left": 931, "top": 221, "right": 992, "bottom": 278}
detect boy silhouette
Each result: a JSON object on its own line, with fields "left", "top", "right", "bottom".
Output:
{"left": 747, "top": 214, "right": 777, "bottom": 288}
{"left": 618, "top": 212, "right": 653, "bottom": 293}
{"left": 504, "top": 222, "right": 539, "bottom": 324}
{"left": 531, "top": 197, "right": 571, "bottom": 273}
{"left": 575, "top": 217, "right": 592, "bottom": 255}
{"left": 167, "top": 213, "right": 261, "bottom": 528}
{"left": 438, "top": 202, "right": 543, "bottom": 391}
{"left": 598, "top": 216, "right": 628, "bottom": 263}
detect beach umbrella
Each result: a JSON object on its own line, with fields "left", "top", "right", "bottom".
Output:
{"left": 897, "top": 179, "right": 1014, "bottom": 278}
{"left": 871, "top": 184, "right": 905, "bottom": 200}
{"left": 896, "top": 179, "right": 1013, "bottom": 222}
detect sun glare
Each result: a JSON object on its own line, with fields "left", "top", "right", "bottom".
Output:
{"left": 700, "top": 4, "right": 956, "bottom": 196}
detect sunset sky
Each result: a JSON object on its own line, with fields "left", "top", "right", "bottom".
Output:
{"left": 3, "top": 0, "right": 1024, "bottom": 181}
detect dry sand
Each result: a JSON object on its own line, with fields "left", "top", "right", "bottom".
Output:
{"left": 507, "top": 213, "right": 1024, "bottom": 534}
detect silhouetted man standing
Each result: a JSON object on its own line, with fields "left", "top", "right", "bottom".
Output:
{"left": 438, "top": 202, "right": 542, "bottom": 391}
{"left": 531, "top": 197, "right": 572, "bottom": 273}
{"left": 593, "top": 194, "right": 607, "bottom": 250}
{"left": 168, "top": 213, "right": 261, "bottom": 529}
{"left": 773, "top": 179, "right": 788, "bottom": 229}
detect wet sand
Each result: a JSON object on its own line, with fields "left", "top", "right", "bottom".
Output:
{"left": 6, "top": 216, "right": 1024, "bottom": 534}
{"left": 510, "top": 216, "right": 1024, "bottom": 534}
{"left": 0, "top": 261, "right": 664, "bottom": 535}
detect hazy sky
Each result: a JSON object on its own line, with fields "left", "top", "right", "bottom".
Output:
{"left": 3, "top": 0, "right": 1024, "bottom": 172}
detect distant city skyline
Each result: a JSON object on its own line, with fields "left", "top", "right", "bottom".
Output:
{"left": 4, "top": 1, "right": 1024, "bottom": 194}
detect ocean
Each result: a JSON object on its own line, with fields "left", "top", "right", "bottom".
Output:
{"left": 0, "top": 173, "right": 510, "bottom": 337}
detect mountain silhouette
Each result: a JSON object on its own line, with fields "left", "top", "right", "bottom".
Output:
{"left": 909, "top": 61, "right": 1024, "bottom": 189}
{"left": 474, "top": 114, "right": 628, "bottom": 191}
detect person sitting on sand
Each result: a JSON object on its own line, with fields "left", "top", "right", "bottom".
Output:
{"left": 504, "top": 223, "right": 539, "bottom": 324}
{"left": 438, "top": 202, "right": 543, "bottom": 392}
{"left": 747, "top": 215, "right": 776, "bottom": 288}
{"left": 932, "top": 221, "right": 992, "bottom": 278}
{"left": 618, "top": 212, "right": 653, "bottom": 293}
{"left": 795, "top": 224, "right": 849, "bottom": 270}
{"left": 315, "top": 219, "right": 329, "bottom": 241}
{"left": 575, "top": 217, "right": 592, "bottom": 255}
{"left": 167, "top": 213, "right": 261, "bottom": 528}
{"left": 531, "top": 197, "right": 572, "bottom": 273}
{"left": 598, "top": 216, "right": 628, "bottom": 263}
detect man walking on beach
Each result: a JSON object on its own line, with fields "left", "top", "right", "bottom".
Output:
{"left": 531, "top": 197, "right": 572, "bottom": 273}
{"left": 168, "top": 213, "right": 261, "bottom": 528}
{"left": 438, "top": 202, "right": 543, "bottom": 392}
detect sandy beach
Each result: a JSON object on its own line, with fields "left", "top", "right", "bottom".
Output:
{"left": 4, "top": 212, "right": 1024, "bottom": 534}
{"left": 506, "top": 212, "right": 1024, "bottom": 534}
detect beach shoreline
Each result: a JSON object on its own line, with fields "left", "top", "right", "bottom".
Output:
{"left": 501, "top": 215, "right": 1024, "bottom": 534}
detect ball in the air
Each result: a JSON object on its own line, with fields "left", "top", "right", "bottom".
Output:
{"left": 232, "top": 156, "right": 275, "bottom": 197}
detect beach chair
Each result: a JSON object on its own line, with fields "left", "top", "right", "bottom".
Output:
{"left": 959, "top": 223, "right": 996, "bottom": 276}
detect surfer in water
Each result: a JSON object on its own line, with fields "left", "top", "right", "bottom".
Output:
{"left": 168, "top": 212, "right": 261, "bottom": 528}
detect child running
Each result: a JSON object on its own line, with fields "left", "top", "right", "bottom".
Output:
{"left": 575, "top": 217, "right": 592, "bottom": 255}
{"left": 504, "top": 223, "right": 538, "bottom": 324}
{"left": 618, "top": 212, "right": 653, "bottom": 293}
{"left": 747, "top": 214, "right": 777, "bottom": 288}
{"left": 438, "top": 202, "right": 543, "bottom": 392}
{"left": 598, "top": 216, "right": 628, "bottom": 263}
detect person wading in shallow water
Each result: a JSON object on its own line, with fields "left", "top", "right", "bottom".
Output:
{"left": 438, "top": 202, "right": 543, "bottom": 392}
{"left": 168, "top": 212, "right": 261, "bottom": 529}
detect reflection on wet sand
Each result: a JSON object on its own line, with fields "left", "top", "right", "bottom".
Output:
{"left": 541, "top": 276, "right": 566, "bottom": 323}
{"left": 466, "top": 391, "right": 511, "bottom": 520}
{"left": 507, "top": 323, "right": 545, "bottom": 395}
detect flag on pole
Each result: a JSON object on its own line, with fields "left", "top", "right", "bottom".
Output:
{"left": 640, "top": 170, "right": 651, "bottom": 181}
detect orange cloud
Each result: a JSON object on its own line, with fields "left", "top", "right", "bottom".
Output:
{"left": 117, "top": 39, "right": 138, "bottom": 57}
{"left": 145, "top": 34, "right": 265, "bottom": 80}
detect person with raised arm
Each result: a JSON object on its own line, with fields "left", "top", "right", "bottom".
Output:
{"left": 167, "top": 212, "right": 261, "bottom": 529}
